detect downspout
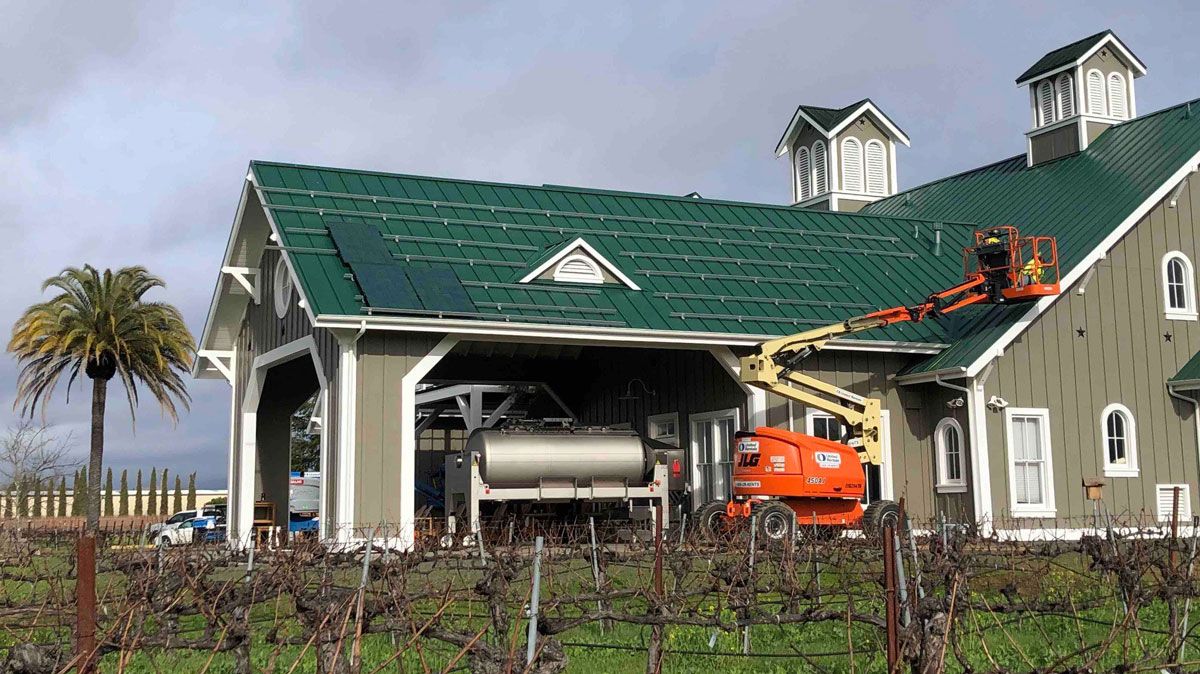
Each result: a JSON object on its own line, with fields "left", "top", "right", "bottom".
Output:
{"left": 936, "top": 361, "right": 996, "bottom": 536}
{"left": 1168, "top": 385, "right": 1200, "bottom": 494}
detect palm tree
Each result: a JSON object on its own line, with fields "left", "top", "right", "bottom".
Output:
{"left": 8, "top": 266, "right": 193, "bottom": 533}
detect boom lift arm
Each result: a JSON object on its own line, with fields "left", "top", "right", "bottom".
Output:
{"left": 738, "top": 225, "right": 1061, "bottom": 467}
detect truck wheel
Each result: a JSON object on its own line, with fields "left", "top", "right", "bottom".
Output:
{"left": 159, "top": 536, "right": 171, "bottom": 548}
{"left": 862, "top": 500, "right": 901, "bottom": 538}
{"left": 757, "top": 502, "right": 795, "bottom": 541}
{"left": 695, "top": 500, "right": 729, "bottom": 539}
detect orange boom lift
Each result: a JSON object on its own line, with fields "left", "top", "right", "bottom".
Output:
{"left": 695, "top": 225, "right": 1060, "bottom": 539}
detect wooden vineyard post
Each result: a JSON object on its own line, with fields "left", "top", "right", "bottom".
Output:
{"left": 76, "top": 534, "right": 97, "bottom": 674}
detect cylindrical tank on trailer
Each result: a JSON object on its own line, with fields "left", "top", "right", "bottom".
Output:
{"left": 466, "top": 427, "right": 653, "bottom": 484}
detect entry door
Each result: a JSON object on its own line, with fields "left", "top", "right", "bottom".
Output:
{"left": 807, "top": 410, "right": 892, "bottom": 504}
{"left": 690, "top": 409, "right": 738, "bottom": 508}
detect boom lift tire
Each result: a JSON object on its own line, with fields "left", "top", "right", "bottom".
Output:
{"left": 861, "top": 500, "right": 901, "bottom": 539}
{"left": 756, "top": 502, "right": 795, "bottom": 542}
{"left": 696, "top": 500, "right": 731, "bottom": 539}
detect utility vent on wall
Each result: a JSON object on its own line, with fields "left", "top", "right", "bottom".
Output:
{"left": 1156, "top": 484, "right": 1192, "bottom": 522}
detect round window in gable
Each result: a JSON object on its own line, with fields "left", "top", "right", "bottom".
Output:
{"left": 273, "top": 256, "right": 293, "bottom": 318}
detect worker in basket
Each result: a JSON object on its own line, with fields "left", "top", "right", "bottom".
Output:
{"left": 1019, "top": 255, "right": 1045, "bottom": 287}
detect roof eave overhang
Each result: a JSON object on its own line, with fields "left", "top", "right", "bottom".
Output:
{"left": 313, "top": 313, "right": 946, "bottom": 354}
{"left": 894, "top": 366, "right": 968, "bottom": 385}
{"left": 192, "top": 174, "right": 254, "bottom": 377}
{"left": 775, "top": 106, "right": 832, "bottom": 156}
{"left": 1014, "top": 33, "right": 1148, "bottom": 88}
{"left": 1169, "top": 379, "right": 1200, "bottom": 392}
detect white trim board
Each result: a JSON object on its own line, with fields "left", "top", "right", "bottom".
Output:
{"left": 960, "top": 150, "right": 1200, "bottom": 379}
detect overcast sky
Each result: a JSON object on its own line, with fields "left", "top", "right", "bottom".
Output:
{"left": 2, "top": 2, "right": 1198, "bottom": 486}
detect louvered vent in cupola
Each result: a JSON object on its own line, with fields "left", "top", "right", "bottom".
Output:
{"left": 841, "top": 138, "right": 863, "bottom": 193}
{"left": 1087, "top": 70, "right": 1106, "bottom": 114}
{"left": 865, "top": 140, "right": 887, "bottom": 196}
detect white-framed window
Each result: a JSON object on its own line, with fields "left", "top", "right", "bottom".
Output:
{"left": 811, "top": 141, "right": 828, "bottom": 195}
{"left": 1107, "top": 72, "right": 1128, "bottom": 120}
{"left": 1156, "top": 484, "right": 1192, "bottom": 523}
{"left": 1055, "top": 72, "right": 1075, "bottom": 118}
{"left": 689, "top": 409, "right": 738, "bottom": 509}
{"left": 1162, "top": 251, "right": 1197, "bottom": 320}
{"left": 1037, "top": 80, "right": 1055, "bottom": 127}
{"left": 864, "top": 140, "right": 887, "bottom": 196}
{"left": 840, "top": 137, "right": 864, "bottom": 193}
{"left": 553, "top": 254, "right": 604, "bottom": 284}
{"left": 273, "top": 256, "right": 293, "bottom": 319}
{"left": 1100, "top": 403, "right": 1137, "bottom": 477}
{"left": 1004, "top": 408, "right": 1055, "bottom": 518}
{"left": 647, "top": 412, "right": 680, "bottom": 446}
{"left": 1086, "top": 69, "right": 1106, "bottom": 116}
{"left": 934, "top": 417, "right": 967, "bottom": 492}
{"left": 795, "top": 146, "right": 812, "bottom": 201}
{"left": 806, "top": 408, "right": 893, "bottom": 504}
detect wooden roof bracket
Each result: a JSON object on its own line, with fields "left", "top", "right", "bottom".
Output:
{"left": 1169, "top": 167, "right": 1198, "bottom": 209}
{"left": 220, "top": 266, "right": 260, "bottom": 304}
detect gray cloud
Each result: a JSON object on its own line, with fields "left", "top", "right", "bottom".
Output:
{"left": 2, "top": 1, "right": 1199, "bottom": 486}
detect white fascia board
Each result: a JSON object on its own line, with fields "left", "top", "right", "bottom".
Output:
{"left": 1015, "top": 34, "right": 1148, "bottom": 88}
{"left": 963, "top": 149, "right": 1200, "bottom": 379}
{"left": 193, "top": 175, "right": 255, "bottom": 377}
{"left": 313, "top": 313, "right": 944, "bottom": 353}
{"left": 795, "top": 190, "right": 883, "bottom": 208}
{"left": 517, "top": 237, "right": 641, "bottom": 290}
{"left": 249, "top": 173, "right": 319, "bottom": 328}
{"left": 825, "top": 102, "right": 912, "bottom": 147}
{"left": 894, "top": 366, "right": 968, "bottom": 385}
{"left": 774, "top": 107, "right": 834, "bottom": 156}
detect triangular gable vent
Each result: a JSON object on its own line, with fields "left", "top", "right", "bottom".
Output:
{"left": 519, "top": 238, "right": 641, "bottom": 290}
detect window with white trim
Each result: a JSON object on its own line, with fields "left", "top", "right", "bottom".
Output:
{"left": 807, "top": 409, "right": 891, "bottom": 504}
{"left": 1162, "top": 252, "right": 1197, "bottom": 320}
{"left": 1156, "top": 484, "right": 1192, "bottom": 523}
{"left": 1086, "top": 69, "right": 1106, "bottom": 116}
{"left": 795, "top": 146, "right": 812, "bottom": 201}
{"left": 1107, "top": 72, "right": 1128, "bottom": 120}
{"left": 1005, "top": 408, "right": 1055, "bottom": 517}
{"left": 1055, "top": 72, "right": 1075, "bottom": 118}
{"left": 1101, "top": 403, "right": 1137, "bottom": 477}
{"left": 273, "top": 256, "right": 293, "bottom": 319}
{"left": 553, "top": 255, "right": 604, "bottom": 284}
{"left": 840, "top": 137, "right": 864, "bottom": 193}
{"left": 864, "top": 140, "right": 887, "bottom": 196}
{"left": 934, "top": 418, "right": 966, "bottom": 492}
{"left": 690, "top": 409, "right": 738, "bottom": 509}
{"left": 646, "top": 412, "right": 679, "bottom": 446}
{"left": 1037, "top": 80, "right": 1055, "bottom": 127}
{"left": 811, "top": 141, "right": 828, "bottom": 195}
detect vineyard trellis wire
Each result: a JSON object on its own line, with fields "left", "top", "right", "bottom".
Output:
{"left": 0, "top": 510, "right": 1197, "bottom": 673}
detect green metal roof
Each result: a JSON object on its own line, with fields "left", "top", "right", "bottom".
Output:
{"left": 798, "top": 100, "right": 870, "bottom": 132}
{"left": 865, "top": 97, "right": 1200, "bottom": 376}
{"left": 1016, "top": 30, "right": 1114, "bottom": 84}
{"left": 1169, "top": 350, "right": 1200, "bottom": 390}
{"left": 251, "top": 162, "right": 973, "bottom": 343}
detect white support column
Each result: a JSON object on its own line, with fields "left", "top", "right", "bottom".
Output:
{"left": 968, "top": 362, "right": 995, "bottom": 535}
{"left": 709, "top": 346, "right": 766, "bottom": 430}
{"left": 334, "top": 332, "right": 360, "bottom": 545}
{"left": 397, "top": 336, "right": 459, "bottom": 549}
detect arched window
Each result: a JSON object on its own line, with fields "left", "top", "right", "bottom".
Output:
{"left": 840, "top": 138, "right": 864, "bottom": 193}
{"left": 553, "top": 255, "right": 604, "bottom": 284}
{"left": 1101, "top": 403, "right": 1137, "bottom": 476}
{"left": 1086, "top": 69, "right": 1106, "bottom": 116}
{"left": 1162, "top": 251, "right": 1197, "bottom": 319}
{"left": 1108, "top": 72, "right": 1128, "bottom": 119}
{"left": 1037, "top": 80, "right": 1055, "bottom": 126}
{"left": 865, "top": 140, "right": 887, "bottom": 196}
{"left": 811, "top": 141, "right": 828, "bottom": 195}
{"left": 794, "top": 146, "right": 812, "bottom": 201}
{"left": 1055, "top": 73, "right": 1075, "bottom": 118}
{"left": 935, "top": 418, "right": 966, "bottom": 491}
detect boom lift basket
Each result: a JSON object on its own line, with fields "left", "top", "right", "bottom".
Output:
{"left": 966, "top": 225, "right": 1060, "bottom": 303}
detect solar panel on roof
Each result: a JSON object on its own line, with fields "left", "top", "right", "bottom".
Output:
{"left": 406, "top": 267, "right": 474, "bottom": 313}
{"left": 327, "top": 221, "right": 391, "bottom": 264}
{"left": 353, "top": 263, "right": 422, "bottom": 310}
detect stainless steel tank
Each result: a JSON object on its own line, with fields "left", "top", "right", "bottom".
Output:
{"left": 466, "top": 427, "right": 652, "bottom": 484}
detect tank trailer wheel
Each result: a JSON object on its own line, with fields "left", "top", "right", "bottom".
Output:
{"left": 862, "top": 500, "right": 902, "bottom": 539}
{"left": 695, "top": 500, "right": 731, "bottom": 540}
{"left": 756, "top": 502, "right": 795, "bottom": 542}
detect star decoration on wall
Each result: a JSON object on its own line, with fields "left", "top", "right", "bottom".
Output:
{"left": 1075, "top": 327, "right": 1086, "bottom": 337}
{"left": 1164, "top": 332, "right": 1174, "bottom": 342}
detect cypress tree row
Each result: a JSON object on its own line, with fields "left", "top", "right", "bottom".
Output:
{"left": 119, "top": 470, "right": 129, "bottom": 516}
{"left": 16, "top": 480, "right": 28, "bottom": 519}
{"left": 57, "top": 477, "right": 67, "bottom": 517}
{"left": 103, "top": 468, "right": 114, "bottom": 518}
{"left": 173, "top": 476, "right": 183, "bottom": 513}
{"left": 147, "top": 468, "right": 158, "bottom": 516}
{"left": 30, "top": 480, "right": 41, "bottom": 518}
{"left": 160, "top": 468, "right": 169, "bottom": 516}
{"left": 134, "top": 470, "right": 143, "bottom": 516}
{"left": 187, "top": 473, "right": 197, "bottom": 510}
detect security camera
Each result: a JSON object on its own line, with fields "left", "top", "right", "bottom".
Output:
{"left": 986, "top": 396, "right": 1009, "bottom": 411}
{"left": 946, "top": 397, "right": 965, "bottom": 409}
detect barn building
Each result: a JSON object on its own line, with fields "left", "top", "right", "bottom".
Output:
{"left": 196, "top": 30, "right": 1200, "bottom": 546}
